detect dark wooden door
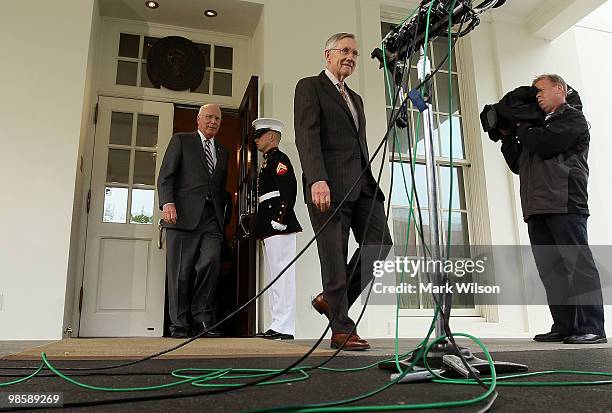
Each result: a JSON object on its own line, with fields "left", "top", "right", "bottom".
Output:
{"left": 235, "top": 76, "right": 259, "bottom": 336}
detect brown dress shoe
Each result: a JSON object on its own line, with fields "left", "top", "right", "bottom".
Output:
{"left": 330, "top": 333, "right": 371, "bottom": 350}
{"left": 312, "top": 293, "right": 331, "bottom": 320}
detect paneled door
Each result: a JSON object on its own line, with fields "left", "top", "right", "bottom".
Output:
{"left": 80, "top": 96, "right": 174, "bottom": 336}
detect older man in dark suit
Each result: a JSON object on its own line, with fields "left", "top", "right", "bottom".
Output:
{"left": 157, "top": 103, "right": 229, "bottom": 338}
{"left": 294, "top": 33, "right": 393, "bottom": 350}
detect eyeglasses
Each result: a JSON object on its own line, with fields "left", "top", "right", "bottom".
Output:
{"left": 328, "top": 47, "right": 360, "bottom": 57}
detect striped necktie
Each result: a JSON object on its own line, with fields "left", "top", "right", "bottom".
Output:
{"left": 338, "top": 82, "right": 359, "bottom": 128}
{"left": 205, "top": 139, "right": 214, "bottom": 176}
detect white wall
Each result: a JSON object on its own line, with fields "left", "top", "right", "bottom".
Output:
{"left": 0, "top": 0, "right": 96, "bottom": 340}
{"left": 64, "top": 0, "right": 103, "bottom": 337}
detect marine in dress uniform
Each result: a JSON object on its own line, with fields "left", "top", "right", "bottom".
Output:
{"left": 252, "top": 118, "right": 302, "bottom": 340}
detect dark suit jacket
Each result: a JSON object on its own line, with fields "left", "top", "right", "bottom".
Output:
{"left": 157, "top": 131, "right": 229, "bottom": 231}
{"left": 294, "top": 71, "right": 382, "bottom": 204}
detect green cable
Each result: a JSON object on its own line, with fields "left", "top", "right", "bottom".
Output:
{"left": 42, "top": 353, "right": 232, "bottom": 392}
{"left": 0, "top": 363, "right": 44, "bottom": 387}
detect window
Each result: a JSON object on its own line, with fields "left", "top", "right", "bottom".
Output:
{"left": 381, "top": 21, "right": 474, "bottom": 310}
{"left": 115, "top": 33, "right": 233, "bottom": 96}
{"left": 103, "top": 111, "right": 159, "bottom": 225}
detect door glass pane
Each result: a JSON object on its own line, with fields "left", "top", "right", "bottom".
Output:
{"left": 213, "top": 72, "right": 232, "bottom": 96}
{"left": 133, "top": 151, "right": 156, "bottom": 185}
{"left": 440, "top": 166, "right": 466, "bottom": 210}
{"left": 109, "top": 112, "right": 133, "bottom": 145}
{"left": 107, "top": 149, "right": 131, "bottom": 183}
{"left": 214, "top": 46, "right": 233, "bottom": 70}
{"left": 136, "top": 114, "right": 159, "bottom": 147}
{"left": 439, "top": 116, "right": 464, "bottom": 159}
{"left": 130, "top": 189, "right": 154, "bottom": 224}
{"left": 118, "top": 33, "right": 139, "bottom": 58}
{"left": 116, "top": 61, "right": 138, "bottom": 86}
{"left": 103, "top": 187, "right": 128, "bottom": 223}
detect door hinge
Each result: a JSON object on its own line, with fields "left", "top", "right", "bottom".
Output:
{"left": 86, "top": 189, "right": 91, "bottom": 214}
{"left": 93, "top": 103, "right": 98, "bottom": 124}
{"left": 78, "top": 286, "right": 83, "bottom": 312}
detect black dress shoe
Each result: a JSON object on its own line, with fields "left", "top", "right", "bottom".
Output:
{"left": 563, "top": 334, "right": 607, "bottom": 344}
{"left": 533, "top": 331, "right": 566, "bottom": 342}
{"left": 170, "top": 327, "right": 189, "bottom": 338}
{"left": 262, "top": 329, "right": 294, "bottom": 340}
{"left": 193, "top": 322, "right": 221, "bottom": 338}
{"left": 255, "top": 329, "right": 274, "bottom": 337}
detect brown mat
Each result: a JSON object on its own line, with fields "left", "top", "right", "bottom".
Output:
{"left": 2, "top": 338, "right": 335, "bottom": 361}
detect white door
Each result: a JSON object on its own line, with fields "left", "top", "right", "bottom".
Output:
{"left": 80, "top": 96, "right": 174, "bottom": 337}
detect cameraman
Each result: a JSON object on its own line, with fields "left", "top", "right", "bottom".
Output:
{"left": 500, "top": 74, "right": 606, "bottom": 344}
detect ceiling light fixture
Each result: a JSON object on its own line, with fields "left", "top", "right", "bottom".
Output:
{"left": 145, "top": 1, "right": 159, "bottom": 9}
{"left": 204, "top": 9, "right": 218, "bottom": 17}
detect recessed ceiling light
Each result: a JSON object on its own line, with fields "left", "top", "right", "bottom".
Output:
{"left": 145, "top": 1, "right": 159, "bottom": 9}
{"left": 204, "top": 9, "right": 218, "bottom": 17}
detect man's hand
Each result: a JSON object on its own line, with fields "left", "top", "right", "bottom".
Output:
{"left": 162, "top": 203, "right": 177, "bottom": 225}
{"left": 311, "top": 181, "right": 331, "bottom": 212}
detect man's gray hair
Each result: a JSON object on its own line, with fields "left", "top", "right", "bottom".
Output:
{"left": 325, "top": 33, "right": 356, "bottom": 50}
{"left": 533, "top": 74, "right": 568, "bottom": 94}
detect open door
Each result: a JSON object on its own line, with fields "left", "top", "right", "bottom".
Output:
{"left": 79, "top": 97, "right": 174, "bottom": 337}
{"left": 235, "top": 76, "right": 259, "bottom": 336}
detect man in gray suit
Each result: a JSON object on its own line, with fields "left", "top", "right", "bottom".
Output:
{"left": 294, "top": 33, "right": 392, "bottom": 350}
{"left": 157, "top": 104, "right": 229, "bottom": 338}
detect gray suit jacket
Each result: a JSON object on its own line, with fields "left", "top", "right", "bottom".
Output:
{"left": 294, "top": 71, "right": 382, "bottom": 203}
{"left": 157, "top": 131, "right": 229, "bottom": 230}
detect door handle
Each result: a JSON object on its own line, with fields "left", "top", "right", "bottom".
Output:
{"left": 157, "top": 219, "right": 164, "bottom": 249}
{"left": 239, "top": 213, "right": 250, "bottom": 238}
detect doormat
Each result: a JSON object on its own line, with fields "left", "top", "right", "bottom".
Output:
{"left": 2, "top": 338, "right": 336, "bottom": 360}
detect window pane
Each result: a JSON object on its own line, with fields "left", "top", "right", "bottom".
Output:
{"left": 107, "top": 149, "right": 131, "bottom": 183}
{"left": 439, "top": 115, "right": 464, "bottom": 159}
{"left": 130, "top": 189, "right": 154, "bottom": 224}
{"left": 439, "top": 166, "right": 466, "bottom": 210}
{"left": 381, "top": 21, "right": 395, "bottom": 38}
{"left": 133, "top": 151, "right": 156, "bottom": 185}
{"left": 196, "top": 43, "right": 211, "bottom": 69}
{"left": 103, "top": 187, "right": 128, "bottom": 223}
{"left": 432, "top": 38, "right": 457, "bottom": 72}
{"left": 143, "top": 36, "right": 159, "bottom": 60}
{"left": 415, "top": 113, "right": 439, "bottom": 157}
{"left": 441, "top": 211, "right": 469, "bottom": 248}
{"left": 109, "top": 112, "right": 133, "bottom": 146}
{"left": 386, "top": 108, "right": 410, "bottom": 154}
{"left": 118, "top": 33, "right": 139, "bottom": 58}
{"left": 436, "top": 73, "right": 461, "bottom": 115}
{"left": 214, "top": 46, "right": 233, "bottom": 69}
{"left": 136, "top": 114, "right": 159, "bottom": 148}
{"left": 194, "top": 70, "right": 210, "bottom": 94}
{"left": 213, "top": 72, "right": 232, "bottom": 96}
{"left": 116, "top": 61, "right": 138, "bottom": 86}
{"left": 140, "top": 63, "right": 157, "bottom": 89}
{"left": 391, "top": 162, "right": 428, "bottom": 208}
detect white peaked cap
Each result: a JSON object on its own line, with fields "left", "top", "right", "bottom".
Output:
{"left": 252, "top": 117, "right": 285, "bottom": 135}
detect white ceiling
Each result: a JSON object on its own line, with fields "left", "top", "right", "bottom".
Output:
{"left": 99, "top": 0, "right": 263, "bottom": 36}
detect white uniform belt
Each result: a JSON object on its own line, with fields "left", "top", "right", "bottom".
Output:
{"left": 258, "top": 190, "right": 280, "bottom": 203}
